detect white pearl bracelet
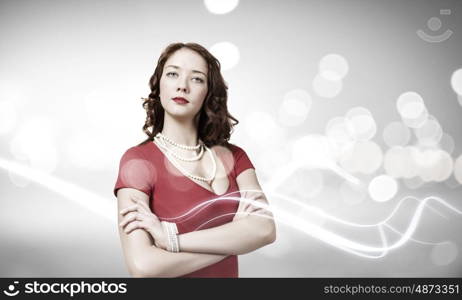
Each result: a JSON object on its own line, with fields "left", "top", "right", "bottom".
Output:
{"left": 161, "top": 221, "right": 179, "bottom": 253}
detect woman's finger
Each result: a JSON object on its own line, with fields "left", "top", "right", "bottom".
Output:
{"left": 120, "top": 211, "right": 149, "bottom": 229}
{"left": 135, "top": 199, "right": 152, "bottom": 213}
{"left": 124, "top": 220, "right": 140, "bottom": 234}
{"left": 119, "top": 204, "right": 138, "bottom": 216}
{"left": 119, "top": 212, "right": 138, "bottom": 228}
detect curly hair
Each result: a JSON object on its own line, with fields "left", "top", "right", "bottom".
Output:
{"left": 138, "top": 42, "right": 239, "bottom": 148}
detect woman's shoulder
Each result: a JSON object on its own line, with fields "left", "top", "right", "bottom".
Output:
{"left": 213, "top": 142, "right": 249, "bottom": 159}
{"left": 121, "top": 141, "right": 156, "bottom": 160}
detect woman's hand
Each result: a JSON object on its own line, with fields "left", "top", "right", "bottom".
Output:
{"left": 119, "top": 196, "right": 168, "bottom": 250}
{"left": 233, "top": 190, "right": 267, "bottom": 222}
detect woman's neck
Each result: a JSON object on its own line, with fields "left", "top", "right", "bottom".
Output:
{"left": 161, "top": 113, "right": 199, "bottom": 147}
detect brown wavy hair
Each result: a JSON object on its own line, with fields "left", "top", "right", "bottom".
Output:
{"left": 138, "top": 42, "right": 239, "bottom": 148}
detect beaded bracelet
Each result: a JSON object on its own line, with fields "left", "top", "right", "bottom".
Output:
{"left": 161, "top": 221, "right": 179, "bottom": 253}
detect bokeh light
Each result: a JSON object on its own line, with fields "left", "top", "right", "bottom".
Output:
{"left": 318, "top": 54, "right": 349, "bottom": 81}
{"left": 413, "top": 149, "right": 453, "bottom": 182}
{"left": 450, "top": 68, "right": 462, "bottom": 96}
{"left": 368, "top": 174, "right": 398, "bottom": 202}
{"left": 439, "top": 132, "right": 455, "bottom": 155}
{"left": 345, "top": 107, "right": 377, "bottom": 141}
{"left": 325, "top": 117, "right": 355, "bottom": 160}
{"left": 312, "top": 74, "right": 343, "bottom": 98}
{"left": 203, "top": 0, "right": 239, "bottom": 15}
{"left": 292, "top": 134, "right": 336, "bottom": 169}
{"left": 339, "top": 141, "right": 383, "bottom": 174}
{"left": 278, "top": 89, "right": 312, "bottom": 127}
{"left": 396, "top": 91, "right": 429, "bottom": 128}
{"left": 396, "top": 91, "right": 425, "bottom": 119}
{"left": 383, "top": 146, "right": 418, "bottom": 179}
{"left": 453, "top": 154, "right": 462, "bottom": 184}
{"left": 382, "top": 121, "right": 411, "bottom": 147}
{"left": 413, "top": 115, "right": 443, "bottom": 147}
{"left": 245, "top": 111, "right": 281, "bottom": 144}
{"left": 209, "top": 41, "right": 240, "bottom": 71}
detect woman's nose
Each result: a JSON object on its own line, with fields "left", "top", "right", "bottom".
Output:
{"left": 176, "top": 78, "right": 189, "bottom": 93}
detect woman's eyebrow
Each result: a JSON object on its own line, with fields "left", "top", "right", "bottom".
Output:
{"left": 165, "top": 65, "right": 207, "bottom": 76}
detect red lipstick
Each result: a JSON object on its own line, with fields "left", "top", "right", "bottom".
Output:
{"left": 172, "top": 97, "right": 189, "bottom": 104}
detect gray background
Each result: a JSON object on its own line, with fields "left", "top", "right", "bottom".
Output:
{"left": 0, "top": 0, "right": 461, "bottom": 277}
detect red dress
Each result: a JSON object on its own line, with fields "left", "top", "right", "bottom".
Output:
{"left": 113, "top": 141, "right": 255, "bottom": 277}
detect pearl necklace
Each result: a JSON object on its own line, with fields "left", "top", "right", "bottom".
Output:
{"left": 157, "top": 132, "right": 201, "bottom": 150}
{"left": 154, "top": 135, "right": 216, "bottom": 183}
{"left": 154, "top": 135, "right": 205, "bottom": 162}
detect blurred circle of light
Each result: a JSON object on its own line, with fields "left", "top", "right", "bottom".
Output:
{"left": 278, "top": 89, "right": 312, "bottom": 127}
{"left": 245, "top": 111, "right": 281, "bottom": 144}
{"left": 339, "top": 141, "right": 383, "bottom": 174}
{"left": 454, "top": 154, "right": 462, "bottom": 184}
{"left": 368, "top": 174, "right": 398, "bottom": 202}
{"left": 209, "top": 42, "right": 240, "bottom": 71}
{"left": 413, "top": 115, "right": 443, "bottom": 147}
{"left": 450, "top": 68, "right": 462, "bottom": 96}
{"left": 382, "top": 121, "right": 411, "bottom": 147}
{"left": 345, "top": 107, "right": 377, "bottom": 141}
{"left": 318, "top": 54, "right": 349, "bottom": 81}
{"left": 439, "top": 132, "right": 455, "bottom": 154}
{"left": 0, "top": 101, "right": 18, "bottom": 135}
{"left": 292, "top": 134, "right": 335, "bottom": 169}
{"left": 431, "top": 241, "right": 458, "bottom": 266}
{"left": 403, "top": 176, "right": 425, "bottom": 190}
{"left": 203, "top": 0, "right": 239, "bottom": 15}
{"left": 325, "top": 117, "right": 355, "bottom": 159}
{"left": 414, "top": 149, "right": 451, "bottom": 182}
{"left": 9, "top": 116, "right": 59, "bottom": 174}
{"left": 396, "top": 91, "right": 429, "bottom": 128}
{"left": 396, "top": 91, "right": 425, "bottom": 118}
{"left": 340, "top": 180, "right": 366, "bottom": 205}
{"left": 312, "top": 74, "right": 343, "bottom": 98}
{"left": 402, "top": 107, "right": 429, "bottom": 129}
{"left": 384, "top": 146, "right": 408, "bottom": 178}
{"left": 431, "top": 150, "right": 453, "bottom": 182}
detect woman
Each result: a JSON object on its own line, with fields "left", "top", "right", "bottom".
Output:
{"left": 114, "top": 42, "right": 276, "bottom": 278}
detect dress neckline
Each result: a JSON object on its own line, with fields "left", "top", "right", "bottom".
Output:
{"left": 149, "top": 141, "right": 232, "bottom": 197}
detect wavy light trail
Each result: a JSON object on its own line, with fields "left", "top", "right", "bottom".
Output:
{"left": 1, "top": 158, "right": 460, "bottom": 258}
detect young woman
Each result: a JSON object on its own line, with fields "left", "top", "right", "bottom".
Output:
{"left": 114, "top": 42, "right": 276, "bottom": 278}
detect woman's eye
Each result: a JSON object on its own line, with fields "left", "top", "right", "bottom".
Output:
{"left": 166, "top": 72, "right": 178, "bottom": 77}
{"left": 193, "top": 77, "right": 205, "bottom": 83}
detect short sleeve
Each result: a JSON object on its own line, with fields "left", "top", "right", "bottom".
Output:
{"left": 113, "top": 147, "right": 156, "bottom": 198}
{"left": 232, "top": 145, "right": 255, "bottom": 177}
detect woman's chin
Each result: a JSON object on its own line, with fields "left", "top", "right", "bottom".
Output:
{"left": 165, "top": 109, "right": 195, "bottom": 121}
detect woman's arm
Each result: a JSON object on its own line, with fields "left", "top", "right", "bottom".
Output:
{"left": 177, "top": 168, "right": 276, "bottom": 255}
{"left": 117, "top": 188, "right": 227, "bottom": 277}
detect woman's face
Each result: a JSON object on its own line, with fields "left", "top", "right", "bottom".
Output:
{"left": 159, "top": 48, "right": 209, "bottom": 122}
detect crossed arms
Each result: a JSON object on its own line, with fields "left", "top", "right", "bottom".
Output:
{"left": 117, "top": 168, "right": 276, "bottom": 277}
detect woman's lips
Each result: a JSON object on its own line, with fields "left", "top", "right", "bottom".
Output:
{"left": 172, "top": 97, "right": 189, "bottom": 104}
